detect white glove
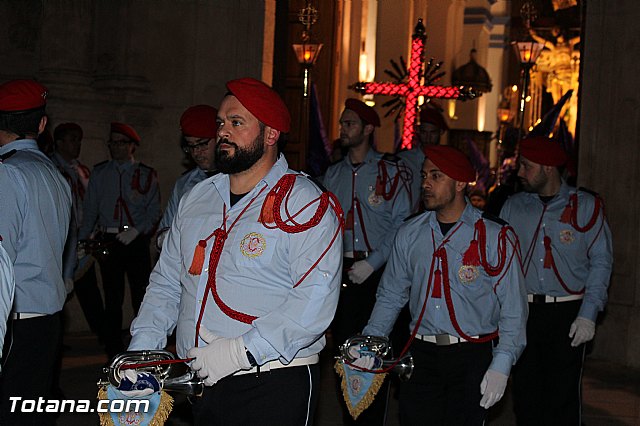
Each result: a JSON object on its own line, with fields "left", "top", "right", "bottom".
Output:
{"left": 76, "top": 243, "right": 87, "bottom": 260}
{"left": 116, "top": 227, "right": 139, "bottom": 245}
{"left": 479, "top": 369, "right": 508, "bottom": 409}
{"left": 347, "top": 345, "right": 376, "bottom": 370}
{"left": 347, "top": 260, "right": 374, "bottom": 284}
{"left": 186, "top": 328, "right": 252, "bottom": 386}
{"left": 117, "top": 370, "right": 154, "bottom": 397}
{"left": 155, "top": 229, "right": 168, "bottom": 250}
{"left": 569, "top": 316, "right": 596, "bottom": 347}
{"left": 64, "top": 278, "right": 74, "bottom": 294}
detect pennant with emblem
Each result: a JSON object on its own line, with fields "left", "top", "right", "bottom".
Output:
{"left": 334, "top": 360, "right": 387, "bottom": 419}
{"left": 97, "top": 372, "right": 173, "bottom": 426}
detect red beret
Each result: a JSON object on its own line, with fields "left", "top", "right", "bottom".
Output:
{"left": 110, "top": 122, "right": 141, "bottom": 144}
{"left": 226, "top": 78, "right": 290, "bottom": 132}
{"left": 54, "top": 122, "right": 83, "bottom": 141}
{"left": 344, "top": 98, "right": 380, "bottom": 127}
{"left": 180, "top": 105, "right": 219, "bottom": 138}
{"left": 424, "top": 145, "right": 476, "bottom": 182}
{"left": 520, "top": 136, "right": 567, "bottom": 167}
{"left": 420, "top": 107, "right": 449, "bottom": 131}
{"left": 0, "top": 79, "right": 48, "bottom": 112}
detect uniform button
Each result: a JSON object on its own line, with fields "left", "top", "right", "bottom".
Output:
{"left": 355, "top": 238, "right": 359, "bottom": 242}
{"left": 323, "top": 272, "right": 328, "bottom": 278}
{"left": 354, "top": 222, "right": 358, "bottom": 226}
{"left": 540, "top": 258, "right": 544, "bottom": 262}
{"left": 436, "top": 305, "right": 440, "bottom": 309}
{"left": 204, "top": 268, "right": 209, "bottom": 272}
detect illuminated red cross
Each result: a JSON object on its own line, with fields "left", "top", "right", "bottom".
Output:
{"left": 353, "top": 19, "right": 476, "bottom": 150}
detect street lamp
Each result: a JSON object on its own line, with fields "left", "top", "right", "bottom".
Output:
{"left": 512, "top": 1, "right": 544, "bottom": 135}
{"left": 292, "top": 2, "right": 323, "bottom": 98}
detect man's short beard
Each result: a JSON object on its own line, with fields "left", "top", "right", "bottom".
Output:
{"left": 215, "top": 127, "right": 265, "bottom": 175}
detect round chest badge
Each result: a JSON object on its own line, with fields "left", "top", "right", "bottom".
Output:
{"left": 559, "top": 229, "right": 575, "bottom": 245}
{"left": 240, "top": 232, "right": 267, "bottom": 258}
{"left": 368, "top": 192, "right": 382, "bottom": 207}
{"left": 458, "top": 265, "right": 479, "bottom": 283}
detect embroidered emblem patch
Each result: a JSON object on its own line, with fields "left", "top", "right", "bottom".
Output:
{"left": 240, "top": 232, "right": 267, "bottom": 258}
{"left": 559, "top": 229, "right": 575, "bottom": 245}
{"left": 368, "top": 192, "right": 382, "bottom": 206}
{"left": 348, "top": 374, "right": 365, "bottom": 394}
{"left": 458, "top": 265, "right": 479, "bottom": 283}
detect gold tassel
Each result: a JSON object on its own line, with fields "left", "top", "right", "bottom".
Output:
{"left": 188, "top": 240, "right": 207, "bottom": 275}
{"left": 97, "top": 386, "right": 174, "bottom": 426}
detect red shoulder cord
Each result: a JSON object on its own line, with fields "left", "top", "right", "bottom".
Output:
{"left": 132, "top": 167, "right": 156, "bottom": 194}
{"left": 526, "top": 194, "right": 605, "bottom": 295}
{"left": 375, "top": 159, "right": 401, "bottom": 201}
{"left": 191, "top": 174, "right": 344, "bottom": 347}
{"left": 114, "top": 171, "right": 135, "bottom": 227}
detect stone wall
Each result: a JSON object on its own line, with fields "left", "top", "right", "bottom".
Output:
{"left": 578, "top": 0, "right": 640, "bottom": 367}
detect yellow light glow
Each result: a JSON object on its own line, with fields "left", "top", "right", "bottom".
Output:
{"left": 304, "top": 51, "right": 312, "bottom": 61}
{"left": 525, "top": 95, "right": 531, "bottom": 102}
{"left": 535, "top": 118, "right": 542, "bottom": 124}
{"left": 512, "top": 85, "right": 518, "bottom": 92}
{"left": 528, "top": 126, "right": 534, "bottom": 131}
{"left": 418, "top": 96, "right": 424, "bottom": 106}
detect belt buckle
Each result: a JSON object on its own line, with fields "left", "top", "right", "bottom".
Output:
{"left": 532, "top": 294, "right": 546, "bottom": 304}
{"left": 435, "top": 334, "right": 451, "bottom": 346}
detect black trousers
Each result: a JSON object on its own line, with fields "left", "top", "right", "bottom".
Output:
{"left": 512, "top": 300, "right": 585, "bottom": 426}
{"left": 97, "top": 234, "right": 151, "bottom": 358}
{"left": 74, "top": 262, "right": 106, "bottom": 339}
{"left": 191, "top": 364, "right": 320, "bottom": 425}
{"left": 331, "top": 258, "right": 390, "bottom": 425}
{"left": 399, "top": 339, "right": 493, "bottom": 426}
{"left": 0, "top": 312, "right": 62, "bottom": 426}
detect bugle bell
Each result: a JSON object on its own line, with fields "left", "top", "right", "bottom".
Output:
{"left": 339, "top": 335, "right": 414, "bottom": 381}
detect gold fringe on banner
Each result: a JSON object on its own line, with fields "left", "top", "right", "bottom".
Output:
{"left": 334, "top": 360, "right": 387, "bottom": 420}
{"left": 97, "top": 386, "right": 174, "bottom": 426}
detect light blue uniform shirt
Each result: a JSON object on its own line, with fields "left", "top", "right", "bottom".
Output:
{"left": 157, "top": 168, "right": 208, "bottom": 232}
{"left": 130, "top": 155, "right": 343, "bottom": 364}
{"left": 0, "top": 240, "right": 15, "bottom": 357}
{"left": 79, "top": 159, "right": 161, "bottom": 239}
{"left": 398, "top": 147, "right": 425, "bottom": 214}
{"left": 0, "top": 139, "right": 71, "bottom": 314}
{"left": 500, "top": 182, "right": 613, "bottom": 322}
{"left": 363, "top": 204, "right": 528, "bottom": 375}
{"left": 323, "top": 149, "right": 411, "bottom": 270}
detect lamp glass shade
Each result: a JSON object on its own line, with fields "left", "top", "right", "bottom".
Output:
{"left": 292, "top": 43, "right": 323, "bottom": 66}
{"left": 512, "top": 41, "right": 545, "bottom": 65}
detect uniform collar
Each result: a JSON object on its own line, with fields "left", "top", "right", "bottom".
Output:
{"left": 0, "top": 138, "right": 38, "bottom": 155}
{"left": 210, "top": 154, "right": 290, "bottom": 199}
{"left": 427, "top": 202, "right": 479, "bottom": 234}
{"left": 345, "top": 147, "right": 380, "bottom": 167}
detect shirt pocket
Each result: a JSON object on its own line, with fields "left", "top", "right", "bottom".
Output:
{"left": 230, "top": 223, "right": 280, "bottom": 268}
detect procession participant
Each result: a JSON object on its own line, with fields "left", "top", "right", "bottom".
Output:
{"left": 155, "top": 105, "right": 218, "bottom": 250}
{"left": 500, "top": 136, "right": 613, "bottom": 425}
{"left": 398, "top": 105, "right": 449, "bottom": 213}
{"left": 0, "top": 238, "right": 14, "bottom": 366}
{"left": 129, "top": 77, "right": 343, "bottom": 425}
{"left": 79, "top": 122, "right": 161, "bottom": 358}
{"left": 323, "top": 98, "right": 411, "bottom": 425}
{"left": 358, "top": 145, "right": 527, "bottom": 425}
{"left": 52, "top": 122, "right": 105, "bottom": 338}
{"left": 0, "top": 79, "right": 71, "bottom": 425}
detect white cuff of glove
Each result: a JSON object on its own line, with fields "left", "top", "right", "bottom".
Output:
{"left": 479, "top": 369, "right": 508, "bottom": 409}
{"left": 347, "top": 260, "right": 374, "bottom": 284}
{"left": 187, "top": 328, "right": 252, "bottom": 386}
{"left": 569, "top": 316, "right": 596, "bottom": 347}
{"left": 116, "top": 227, "right": 139, "bottom": 245}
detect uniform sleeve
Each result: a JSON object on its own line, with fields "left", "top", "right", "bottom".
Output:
{"left": 578, "top": 197, "right": 613, "bottom": 321}
{"left": 79, "top": 173, "right": 100, "bottom": 240}
{"left": 0, "top": 243, "right": 15, "bottom": 359}
{"left": 242, "top": 186, "right": 343, "bottom": 364}
{"left": 366, "top": 162, "right": 413, "bottom": 271}
{"left": 490, "top": 226, "right": 528, "bottom": 375}
{"left": 138, "top": 170, "right": 162, "bottom": 235}
{"left": 129, "top": 201, "right": 183, "bottom": 351}
{"left": 0, "top": 166, "right": 26, "bottom": 263}
{"left": 363, "top": 227, "right": 412, "bottom": 337}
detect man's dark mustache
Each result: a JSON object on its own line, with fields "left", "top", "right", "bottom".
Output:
{"left": 217, "top": 138, "right": 238, "bottom": 149}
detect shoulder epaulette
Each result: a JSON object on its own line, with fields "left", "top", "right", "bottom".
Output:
{"left": 577, "top": 186, "right": 599, "bottom": 197}
{"left": 380, "top": 152, "right": 401, "bottom": 163}
{"left": 482, "top": 211, "right": 508, "bottom": 226}
{"left": 403, "top": 211, "right": 424, "bottom": 222}
{"left": 93, "top": 160, "right": 108, "bottom": 168}
{"left": 0, "top": 149, "right": 17, "bottom": 162}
